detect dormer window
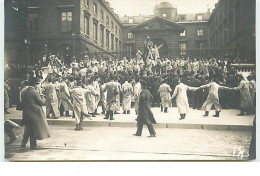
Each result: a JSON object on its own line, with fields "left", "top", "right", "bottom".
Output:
{"left": 197, "top": 14, "right": 203, "bottom": 21}
{"left": 128, "top": 18, "right": 134, "bottom": 23}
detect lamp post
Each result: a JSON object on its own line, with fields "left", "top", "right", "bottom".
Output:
{"left": 24, "top": 35, "right": 31, "bottom": 69}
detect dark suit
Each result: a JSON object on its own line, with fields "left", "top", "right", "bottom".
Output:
{"left": 135, "top": 89, "right": 156, "bottom": 136}
{"left": 21, "top": 87, "right": 51, "bottom": 148}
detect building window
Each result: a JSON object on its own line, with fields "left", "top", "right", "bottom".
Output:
{"left": 27, "top": 12, "right": 39, "bottom": 32}
{"left": 106, "top": 30, "right": 110, "bottom": 49}
{"left": 162, "top": 14, "right": 167, "bottom": 17}
{"left": 93, "top": 3, "right": 98, "bottom": 15}
{"left": 100, "top": 26, "right": 104, "bottom": 46}
{"left": 128, "top": 33, "right": 134, "bottom": 39}
{"left": 179, "top": 15, "right": 186, "bottom": 21}
{"left": 115, "top": 26, "right": 118, "bottom": 35}
{"left": 115, "top": 38, "right": 118, "bottom": 52}
{"left": 180, "top": 30, "right": 185, "bottom": 37}
{"left": 111, "top": 34, "right": 114, "bottom": 51}
{"left": 61, "top": 11, "right": 72, "bottom": 32}
{"left": 93, "top": 21, "right": 98, "bottom": 42}
{"left": 200, "top": 43, "right": 205, "bottom": 55}
{"left": 128, "top": 18, "right": 134, "bottom": 23}
{"left": 197, "top": 29, "right": 204, "bottom": 36}
{"left": 84, "top": 16, "right": 89, "bottom": 36}
{"left": 85, "top": 0, "right": 89, "bottom": 7}
{"left": 101, "top": 10, "right": 104, "bottom": 21}
{"left": 179, "top": 43, "right": 186, "bottom": 55}
{"left": 111, "top": 21, "right": 114, "bottom": 30}
{"left": 106, "top": 16, "right": 109, "bottom": 27}
{"left": 127, "top": 45, "right": 133, "bottom": 57}
{"left": 197, "top": 14, "right": 203, "bottom": 21}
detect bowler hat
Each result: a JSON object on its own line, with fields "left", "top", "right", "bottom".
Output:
{"left": 28, "top": 77, "right": 40, "bottom": 86}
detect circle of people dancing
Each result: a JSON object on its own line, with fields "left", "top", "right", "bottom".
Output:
{"left": 4, "top": 45, "right": 256, "bottom": 148}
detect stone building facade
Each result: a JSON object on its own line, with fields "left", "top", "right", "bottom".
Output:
{"left": 13, "top": 0, "right": 123, "bottom": 65}
{"left": 208, "top": 0, "right": 255, "bottom": 59}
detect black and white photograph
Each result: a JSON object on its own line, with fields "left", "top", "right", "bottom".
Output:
{"left": 3, "top": 0, "right": 257, "bottom": 161}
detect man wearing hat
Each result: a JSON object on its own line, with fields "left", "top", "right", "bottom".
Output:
{"left": 134, "top": 80, "right": 156, "bottom": 137}
{"left": 21, "top": 77, "right": 51, "bottom": 149}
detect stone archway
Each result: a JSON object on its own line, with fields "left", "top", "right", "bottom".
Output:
{"left": 151, "top": 38, "right": 168, "bottom": 58}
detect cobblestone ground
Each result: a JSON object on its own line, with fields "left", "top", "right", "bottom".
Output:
{"left": 4, "top": 126, "right": 252, "bottom": 161}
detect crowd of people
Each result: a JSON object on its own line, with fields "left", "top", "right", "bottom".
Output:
{"left": 4, "top": 53, "right": 256, "bottom": 147}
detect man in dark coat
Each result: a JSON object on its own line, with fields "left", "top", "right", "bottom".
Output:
{"left": 133, "top": 80, "right": 156, "bottom": 137}
{"left": 21, "top": 77, "right": 51, "bottom": 150}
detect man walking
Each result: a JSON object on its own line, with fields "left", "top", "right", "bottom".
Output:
{"left": 21, "top": 77, "right": 51, "bottom": 149}
{"left": 134, "top": 81, "right": 156, "bottom": 137}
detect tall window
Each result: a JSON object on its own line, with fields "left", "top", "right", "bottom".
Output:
{"left": 197, "top": 29, "right": 204, "bottom": 36}
{"left": 106, "top": 30, "right": 110, "bottom": 49}
{"left": 111, "top": 34, "right": 114, "bottom": 51}
{"left": 85, "top": 0, "right": 89, "bottom": 7}
{"left": 115, "top": 38, "right": 118, "bottom": 52}
{"left": 27, "top": 12, "right": 39, "bottom": 32}
{"left": 179, "top": 43, "right": 186, "bottom": 55}
{"left": 127, "top": 45, "right": 133, "bottom": 57}
{"left": 111, "top": 21, "right": 114, "bottom": 30}
{"left": 93, "top": 21, "right": 98, "bottom": 42}
{"left": 84, "top": 16, "right": 89, "bottom": 36}
{"left": 100, "top": 25, "right": 104, "bottom": 46}
{"left": 101, "top": 10, "right": 104, "bottom": 21}
{"left": 61, "top": 11, "right": 72, "bottom": 32}
{"left": 199, "top": 43, "right": 205, "bottom": 55}
{"left": 180, "top": 30, "right": 185, "bottom": 36}
{"left": 115, "top": 26, "right": 118, "bottom": 35}
{"left": 106, "top": 16, "right": 109, "bottom": 27}
{"left": 128, "top": 33, "right": 134, "bottom": 39}
{"left": 128, "top": 18, "right": 134, "bottom": 23}
{"left": 93, "top": 3, "right": 98, "bottom": 15}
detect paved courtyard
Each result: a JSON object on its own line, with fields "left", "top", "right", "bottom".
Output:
{"left": 5, "top": 106, "right": 255, "bottom": 126}
{"left": 4, "top": 125, "right": 252, "bottom": 161}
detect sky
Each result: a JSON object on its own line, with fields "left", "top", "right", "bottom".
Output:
{"left": 107, "top": 0, "right": 219, "bottom": 17}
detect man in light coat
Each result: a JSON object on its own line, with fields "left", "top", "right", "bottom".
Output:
{"left": 158, "top": 80, "right": 172, "bottom": 113}
{"left": 200, "top": 78, "right": 231, "bottom": 117}
{"left": 44, "top": 78, "right": 60, "bottom": 119}
{"left": 70, "top": 79, "right": 89, "bottom": 130}
{"left": 122, "top": 78, "right": 133, "bottom": 114}
{"left": 59, "top": 78, "right": 73, "bottom": 117}
{"left": 102, "top": 76, "right": 119, "bottom": 120}
{"left": 134, "top": 77, "right": 142, "bottom": 115}
{"left": 171, "top": 79, "right": 198, "bottom": 120}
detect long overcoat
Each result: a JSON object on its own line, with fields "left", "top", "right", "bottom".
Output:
{"left": 44, "top": 82, "right": 60, "bottom": 117}
{"left": 137, "top": 89, "right": 156, "bottom": 125}
{"left": 158, "top": 83, "right": 172, "bottom": 108}
{"left": 201, "top": 82, "right": 230, "bottom": 111}
{"left": 238, "top": 80, "right": 254, "bottom": 110}
{"left": 171, "top": 83, "right": 197, "bottom": 114}
{"left": 21, "top": 87, "right": 51, "bottom": 140}
{"left": 103, "top": 81, "right": 119, "bottom": 111}
{"left": 59, "top": 82, "right": 73, "bottom": 111}
{"left": 122, "top": 81, "right": 133, "bottom": 111}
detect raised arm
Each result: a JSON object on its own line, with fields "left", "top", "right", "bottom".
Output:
{"left": 200, "top": 83, "right": 211, "bottom": 89}
{"left": 187, "top": 86, "right": 199, "bottom": 91}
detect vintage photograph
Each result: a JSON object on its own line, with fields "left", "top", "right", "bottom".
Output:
{"left": 3, "top": 0, "right": 256, "bottom": 161}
